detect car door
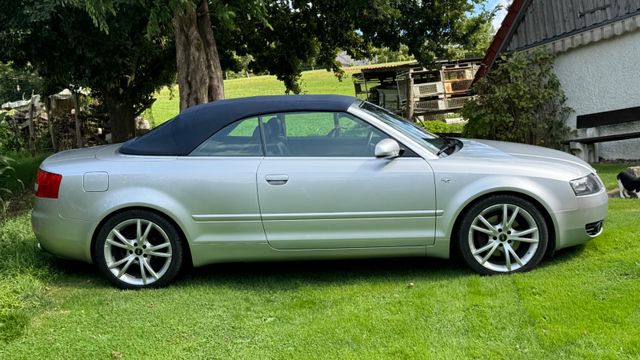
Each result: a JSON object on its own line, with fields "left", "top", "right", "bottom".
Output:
{"left": 256, "top": 111, "right": 436, "bottom": 250}
{"left": 177, "top": 116, "right": 266, "bottom": 247}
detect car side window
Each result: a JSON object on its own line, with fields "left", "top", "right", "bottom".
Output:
{"left": 261, "top": 111, "right": 387, "bottom": 157}
{"left": 190, "top": 117, "right": 264, "bottom": 156}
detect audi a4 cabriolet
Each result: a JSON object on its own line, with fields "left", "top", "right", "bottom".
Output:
{"left": 32, "top": 95, "right": 608, "bottom": 288}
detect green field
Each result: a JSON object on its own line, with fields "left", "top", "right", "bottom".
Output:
{"left": 1, "top": 158, "right": 639, "bottom": 359}
{"left": 147, "top": 69, "right": 360, "bottom": 125}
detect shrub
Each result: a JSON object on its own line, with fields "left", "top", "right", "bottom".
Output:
{"left": 462, "top": 49, "right": 572, "bottom": 148}
{"left": 418, "top": 120, "right": 465, "bottom": 134}
{"left": 0, "top": 156, "right": 22, "bottom": 216}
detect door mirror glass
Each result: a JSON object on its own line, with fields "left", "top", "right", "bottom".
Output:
{"left": 374, "top": 139, "right": 401, "bottom": 159}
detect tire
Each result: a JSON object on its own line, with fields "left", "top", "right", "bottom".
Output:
{"left": 95, "top": 209, "right": 184, "bottom": 289}
{"left": 457, "top": 195, "right": 548, "bottom": 275}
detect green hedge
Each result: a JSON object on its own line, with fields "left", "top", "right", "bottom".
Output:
{"left": 418, "top": 120, "right": 465, "bottom": 134}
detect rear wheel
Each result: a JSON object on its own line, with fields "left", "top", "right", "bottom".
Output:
{"left": 95, "top": 210, "right": 183, "bottom": 289}
{"left": 458, "top": 195, "right": 548, "bottom": 275}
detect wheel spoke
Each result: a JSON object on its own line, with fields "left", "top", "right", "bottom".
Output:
{"left": 143, "top": 259, "right": 159, "bottom": 280}
{"left": 511, "top": 237, "right": 539, "bottom": 244}
{"left": 471, "top": 224, "right": 495, "bottom": 236}
{"left": 139, "top": 259, "right": 147, "bottom": 285}
{"left": 136, "top": 219, "right": 142, "bottom": 242}
{"left": 116, "top": 256, "right": 135, "bottom": 278}
{"left": 147, "top": 242, "right": 170, "bottom": 251}
{"left": 502, "top": 204, "right": 508, "bottom": 228}
{"left": 506, "top": 207, "right": 519, "bottom": 229}
{"left": 507, "top": 245, "right": 524, "bottom": 266}
{"left": 109, "top": 254, "right": 133, "bottom": 269}
{"left": 477, "top": 215, "right": 497, "bottom": 232}
{"left": 112, "top": 229, "right": 131, "bottom": 246}
{"left": 106, "top": 238, "right": 130, "bottom": 250}
{"left": 148, "top": 251, "right": 171, "bottom": 258}
{"left": 512, "top": 227, "right": 538, "bottom": 237}
{"left": 481, "top": 242, "right": 500, "bottom": 264}
{"left": 473, "top": 241, "right": 497, "bottom": 255}
{"left": 504, "top": 244, "right": 512, "bottom": 271}
{"left": 141, "top": 222, "right": 153, "bottom": 243}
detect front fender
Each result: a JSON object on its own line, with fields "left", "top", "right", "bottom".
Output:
{"left": 435, "top": 175, "right": 576, "bottom": 250}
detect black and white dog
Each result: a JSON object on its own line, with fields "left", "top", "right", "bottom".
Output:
{"left": 617, "top": 169, "right": 640, "bottom": 198}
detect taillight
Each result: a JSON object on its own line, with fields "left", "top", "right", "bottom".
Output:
{"left": 36, "top": 169, "right": 62, "bottom": 199}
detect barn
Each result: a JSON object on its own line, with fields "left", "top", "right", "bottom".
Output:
{"left": 476, "top": 0, "right": 640, "bottom": 161}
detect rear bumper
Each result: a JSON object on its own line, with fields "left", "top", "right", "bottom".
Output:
{"left": 31, "top": 199, "right": 94, "bottom": 263}
{"left": 553, "top": 190, "right": 608, "bottom": 250}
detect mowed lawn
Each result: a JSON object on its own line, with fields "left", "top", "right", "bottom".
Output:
{"left": 1, "top": 157, "right": 639, "bottom": 359}
{"left": 146, "top": 67, "right": 364, "bottom": 125}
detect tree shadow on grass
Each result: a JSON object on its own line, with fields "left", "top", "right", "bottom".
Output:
{"left": 47, "top": 246, "right": 588, "bottom": 292}
{"left": 47, "top": 255, "right": 470, "bottom": 292}
{"left": 174, "top": 257, "right": 469, "bottom": 291}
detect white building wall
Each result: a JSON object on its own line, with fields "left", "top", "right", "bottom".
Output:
{"left": 553, "top": 30, "right": 640, "bottom": 160}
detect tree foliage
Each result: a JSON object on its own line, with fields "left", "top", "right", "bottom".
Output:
{"left": 217, "top": 0, "right": 493, "bottom": 93}
{"left": 75, "top": 0, "right": 493, "bottom": 94}
{"left": 0, "top": 0, "right": 176, "bottom": 141}
{"left": 462, "top": 50, "right": 572, "bottom": 148}
{"left": 0, "top": 63, "right": 43, "bottom": 104}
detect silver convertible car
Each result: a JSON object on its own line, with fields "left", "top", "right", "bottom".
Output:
{"left": 32, "top": 95, "right": 608, "bottom": 289}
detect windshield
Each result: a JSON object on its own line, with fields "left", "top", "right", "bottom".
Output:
{"left": 359, "top": 101, "right": 443, "bottom": 154}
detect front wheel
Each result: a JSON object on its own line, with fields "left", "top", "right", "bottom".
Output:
{"left": 95, "top": 210, "right": 184, "bottom": 289}
{"left": 458, "top": 195, "right": 549, "bottom": 275}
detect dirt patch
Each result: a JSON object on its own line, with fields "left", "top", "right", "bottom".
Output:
{"left": 2, "top": 191, "right": 34, "bottom": 220}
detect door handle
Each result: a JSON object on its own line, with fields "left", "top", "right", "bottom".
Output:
{"left": 265, "top": 174, "right": 289, "bottom": 185}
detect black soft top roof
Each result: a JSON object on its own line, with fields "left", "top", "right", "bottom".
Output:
{"left": 120, "top": 94, "right": 357, "bottom": 156}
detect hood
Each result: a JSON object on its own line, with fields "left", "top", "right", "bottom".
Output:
{"left": 449, "top": 138, "right": 596, "bottom": 179}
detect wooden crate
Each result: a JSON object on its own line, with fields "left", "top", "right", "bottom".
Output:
{"left": 415, "top": 82, "right": 444, "bottom": 97}
{"left": 415, "top": 99, "right": 445, "bottom": 111}
{"left": 444, "top": 79, "right": 473, "bottom": 94}
{"left": 446, "top": 96, "right": 473, "bottom": 109}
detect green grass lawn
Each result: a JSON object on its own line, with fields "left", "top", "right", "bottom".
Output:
{"left": 1, "top": 159, "right": 639, "bottom": 359}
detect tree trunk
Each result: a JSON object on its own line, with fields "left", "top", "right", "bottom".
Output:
{"left": 105, "top": 96, "right": 136, "bottom": 143}
{"left": 174, "top": 0, "right": 224, "bottom": 112}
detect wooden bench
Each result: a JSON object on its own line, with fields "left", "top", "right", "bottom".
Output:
{"left": 564, "top": 106, "right": 640, "bottom": 162}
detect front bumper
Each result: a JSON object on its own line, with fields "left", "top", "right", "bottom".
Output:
{"left": 553, "top": 189, "right": 608, "bottom": 250}
{"left": 32, "top": 199, "right": 94, "bottom": 263}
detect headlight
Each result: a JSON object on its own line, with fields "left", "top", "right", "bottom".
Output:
{"left": 570, "top": 174, "right": 602, "bottom": 196}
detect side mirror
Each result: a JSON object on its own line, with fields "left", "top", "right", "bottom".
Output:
{"left": 374, "top": 138, "right": 401, "bottom": 159}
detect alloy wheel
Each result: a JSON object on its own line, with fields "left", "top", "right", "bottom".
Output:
{"left": 104, "top": 218, "right": 173, "bottom": 286}
{"left": 467, "top": 203, "right": 540, "bottom": 272}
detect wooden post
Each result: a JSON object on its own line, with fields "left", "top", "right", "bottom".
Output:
{"left": 28, "top": 95, "right": 36, "bottom": 156}
{"left": 8, "top": 112, "right": 22, "bottom": 152}
{"left": 46, "top": 96, "right": 57, "bottom": 152}
{"left": 405, "top": 71, "right": 415, "bottom": 121}
{"left": 73, "top": 90, "right": 83, "bottom": 148}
